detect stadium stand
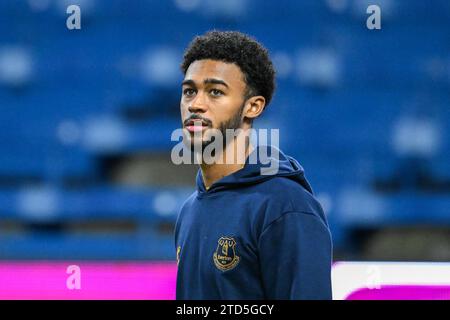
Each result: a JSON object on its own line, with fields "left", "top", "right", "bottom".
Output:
{"left": 0, "top": 0, "right": 449, "bottom": 260}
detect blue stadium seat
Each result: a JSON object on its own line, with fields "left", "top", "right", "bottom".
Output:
{"left": 0, "top": 0, "right": 448, "bottom": 258}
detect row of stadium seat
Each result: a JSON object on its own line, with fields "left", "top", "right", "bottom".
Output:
{"left": 0, "top": 0, "right": 448, "bottom": 259}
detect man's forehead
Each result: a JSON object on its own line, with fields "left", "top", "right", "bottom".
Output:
{"left": 184, "top": 59, "right": 245, "bottom": 84}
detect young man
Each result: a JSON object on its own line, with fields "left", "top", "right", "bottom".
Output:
{"left": 174, "top": 31, "right": 332, "bottom": 299}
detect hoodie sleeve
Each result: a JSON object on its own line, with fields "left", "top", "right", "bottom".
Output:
{"left": 258, "top": 211, "right": 333, "bottom": 300}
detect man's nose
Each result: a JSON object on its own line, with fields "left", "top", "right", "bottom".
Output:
{"left": 188, "top": 92, "right": 208, "bottom": 113}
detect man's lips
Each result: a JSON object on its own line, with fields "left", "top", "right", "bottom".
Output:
{"left": 184, "top": 119, "right": 210, "bottom": 133}
{"left": 186, "top": 125, "right": 207, "bottom": 133}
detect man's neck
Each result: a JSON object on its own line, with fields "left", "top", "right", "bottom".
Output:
{"left": 199, "top": 134, "right": 253, "bottom": 190}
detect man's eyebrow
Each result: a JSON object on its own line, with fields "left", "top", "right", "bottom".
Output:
{"left": 181, "top": 78, "right": 229, "bottom": 88}
{"left": 182, "top": 79, "right": 195, "bottom": 86}
{"left": 203, "top": 78, "right": 229, "bottom": 88}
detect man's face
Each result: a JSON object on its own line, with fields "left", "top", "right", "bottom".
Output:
{"left": 180, "top": 59, "right": 248, "bottom": 150}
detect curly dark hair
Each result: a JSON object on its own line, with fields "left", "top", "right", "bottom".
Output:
{"left": 181, "top": 30, "right": 276, "bottom": 107}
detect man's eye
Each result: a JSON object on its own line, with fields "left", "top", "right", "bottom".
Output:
{"left": 210, "top": 89, "right": 224, "bottom": 96}
{"left": 183, "top": 88, "right": 196, "bottom": 96}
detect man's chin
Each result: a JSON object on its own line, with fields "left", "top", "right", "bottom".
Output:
{"left": 185, "top": 140, "right": 216, "bottom": 153}
{"left": 181, "top": 126, "right": 244, "bottom": 155}
{"left": 183, "top": 128, "right": 215, "bottom": 146}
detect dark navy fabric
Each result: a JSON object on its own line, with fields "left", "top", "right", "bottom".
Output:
{"left": 174, "top": 146, "right": 333, "bottom": 300}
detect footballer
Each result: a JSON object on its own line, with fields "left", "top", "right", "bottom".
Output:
{"left": 174, "top": 31, "right": 332, "bottom": 300}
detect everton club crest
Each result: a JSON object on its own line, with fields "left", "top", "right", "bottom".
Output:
{"left": 213, "top": 237, "right": 240, "bottom": 271}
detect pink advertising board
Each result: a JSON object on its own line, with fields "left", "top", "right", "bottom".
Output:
{"left": 0, "top": 261, "right": 177, "bottom": 300}
{"left": 1, "top": 261, "right": 449, "bottom": 299}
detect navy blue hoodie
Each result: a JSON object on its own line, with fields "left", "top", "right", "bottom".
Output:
{"left": 174, "top": 146, "right": 332, "bottom": 300}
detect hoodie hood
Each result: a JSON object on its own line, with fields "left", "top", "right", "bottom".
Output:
{"left": 196, "top": 145, "right": 313, "bottom": 196}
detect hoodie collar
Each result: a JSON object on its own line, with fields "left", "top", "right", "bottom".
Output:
{"left": 196, "top": 145, "right": 313, "bottom": 196}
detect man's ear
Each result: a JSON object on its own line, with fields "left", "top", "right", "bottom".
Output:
{"left": 243, "top": 96, "right": 266, "bottom": 121}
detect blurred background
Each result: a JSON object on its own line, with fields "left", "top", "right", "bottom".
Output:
{"left": 0, "top": 0, "right": 449, "bottom": 267}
